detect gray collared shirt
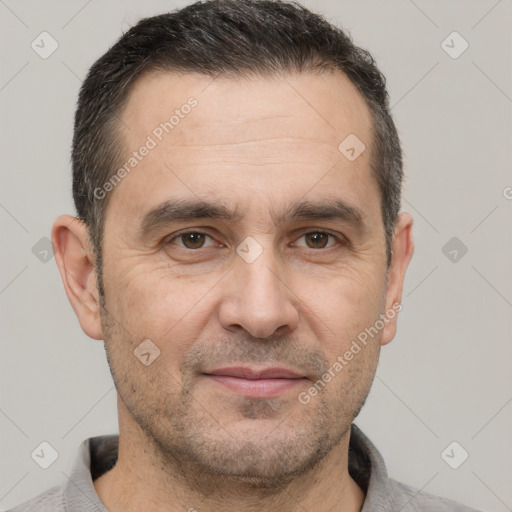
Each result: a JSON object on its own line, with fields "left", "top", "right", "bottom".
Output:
{"left": 9, "top": 424, "right": 482, "bottom": 511}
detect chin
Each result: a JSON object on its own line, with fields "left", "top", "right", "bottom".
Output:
{"left": 169, "top": 421, "right": 338, "bottom": 486}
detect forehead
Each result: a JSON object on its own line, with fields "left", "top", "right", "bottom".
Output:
{"left": 121, "top": 69, "right": 372, "bottom": 149}
{"left": 108, "top": 69, "right": 377, "bottom": 229}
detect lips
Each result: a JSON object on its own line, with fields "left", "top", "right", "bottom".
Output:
{"left": 206, "top": 366, "right": 304, "bottom": 379}
{"left": 203, "top": 366, "right": 307, "bottom": 398}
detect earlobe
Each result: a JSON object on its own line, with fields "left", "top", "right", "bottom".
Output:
{"left": 52, "top": 215, "right": 104, "bottom": 340}
{"left": 381, "top": 212, "right": 414, "bottom": 346}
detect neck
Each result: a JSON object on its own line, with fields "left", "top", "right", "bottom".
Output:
{"left": 94, "top": 405, "right": 365, "bottom": 512}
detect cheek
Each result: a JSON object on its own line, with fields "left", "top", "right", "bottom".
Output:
{"left": 105, "top": 261, "right": 217, "bottom": 355}
{"left": 303, "top": 263, "right": 385, "bottom": 356}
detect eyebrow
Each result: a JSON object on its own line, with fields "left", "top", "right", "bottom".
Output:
{"left": 278, "top": 199, "right": 365, "bottom": 226}
{"left": 139, "top": 196, "right": 366, "bottom": 237}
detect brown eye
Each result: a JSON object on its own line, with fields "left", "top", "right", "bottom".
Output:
{"left": 181, "top": 233, "right": 206, "bottom": 249}
{"left": 169, "top": 232, "right": 215, "bottom": 249}
{"left": 304, "top": 232, "right": 330, "bottom": 249}
{"left": 294, "top": 231, "right": 339, "bottom": 250}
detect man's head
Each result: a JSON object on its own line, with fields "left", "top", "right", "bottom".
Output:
{"left": 53, "top": 0, "right": 413, "bottom": 492}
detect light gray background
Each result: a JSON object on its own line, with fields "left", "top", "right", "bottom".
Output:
{"left": 1, "top": 0, "right": 511, "bottom": 510}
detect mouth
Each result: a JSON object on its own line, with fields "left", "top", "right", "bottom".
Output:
{"left": 203, "top": 366, "right": 308, "bottom": 398}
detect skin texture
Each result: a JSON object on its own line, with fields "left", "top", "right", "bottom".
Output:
{"left": 52, "top": 70, "right": 414, "bottom": 512}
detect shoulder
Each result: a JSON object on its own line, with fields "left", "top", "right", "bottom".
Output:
{"left": 389, "top": 478, "right": 483, "bottom": 512}
{"left": 5, "top": 485, "right": 65, "bottom": 512}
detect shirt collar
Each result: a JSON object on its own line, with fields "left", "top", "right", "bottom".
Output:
{"left": 349, "top": 423, "right": 395, "bottom": 510}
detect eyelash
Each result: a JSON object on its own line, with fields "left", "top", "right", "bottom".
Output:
{"left": 166, "top": 229, "right": 346, "bottom": 250}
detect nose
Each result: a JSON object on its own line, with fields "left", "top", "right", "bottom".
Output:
{"left": 218, "top": 250, "right": 300, "bottom": 339}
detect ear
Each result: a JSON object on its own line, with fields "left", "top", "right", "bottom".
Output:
{"left": 380, "top": 212, "right": 414, "bottom": 346}
{"left": 52, "top": 215, "right": 103, "bottom": 340}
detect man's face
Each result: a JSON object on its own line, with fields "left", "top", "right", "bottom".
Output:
{"left": 99, "top": 70, "right": 392, "bottom": 483}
